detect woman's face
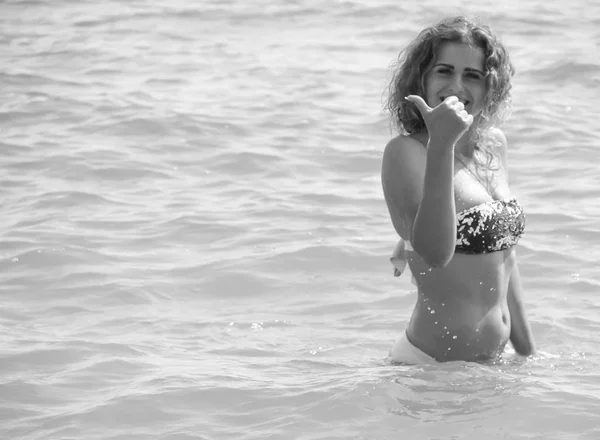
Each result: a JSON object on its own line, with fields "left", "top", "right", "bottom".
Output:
{"left": 424, "top": 42, "right": 486, "bottom": 118}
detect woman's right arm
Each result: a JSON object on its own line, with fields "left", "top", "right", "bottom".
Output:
{"left": 382, "top": 136, "right": 457, "bottom": 268}
{"left": 412, "top": 139, "right": 457, "bottom": 267}
{"left": 382, "top": 95, "right": 472, "bottom": 268}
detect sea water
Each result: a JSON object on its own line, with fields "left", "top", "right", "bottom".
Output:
{"left": 1, "top": 0, "right": 600, "bottom": 439}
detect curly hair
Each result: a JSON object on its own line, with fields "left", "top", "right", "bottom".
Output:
{"left": 385, "top": 16, "right": 515, "bottom": 150}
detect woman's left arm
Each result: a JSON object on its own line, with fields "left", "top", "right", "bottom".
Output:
{"left": 507, "top": 259, "right": 536, "bottom": 356}
{"left": 493, "top": 128, "right": 536, "bottom": 355}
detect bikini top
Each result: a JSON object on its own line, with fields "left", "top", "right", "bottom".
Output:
{"left": 390, "top": 197, "right": 526, "bottom": 275}
{"left": 455, "top": 197, "right": 526, "bottom": 254}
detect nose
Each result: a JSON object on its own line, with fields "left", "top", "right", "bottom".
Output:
{"left": 448, "top": 74, "right": 465, "bottom": 93}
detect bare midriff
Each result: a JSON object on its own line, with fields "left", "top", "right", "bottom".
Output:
{"left": 406, "top": 247, "right": 515, "bottom": 362}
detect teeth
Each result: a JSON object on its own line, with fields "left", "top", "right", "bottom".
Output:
{"left": 440, "top": 96, "right": 469, "bottom": 105}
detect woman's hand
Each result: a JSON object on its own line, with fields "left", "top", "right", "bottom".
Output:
{"left": 405, "top": 95, "right": 473, "bottom": 148}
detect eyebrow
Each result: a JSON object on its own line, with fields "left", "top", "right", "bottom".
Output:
{"left": 434, "top": 63, "right": 485, "bottom": 75}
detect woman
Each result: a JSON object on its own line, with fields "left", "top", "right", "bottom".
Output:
{"left": 381, "top": 16, "right": 536, "bottom": 363}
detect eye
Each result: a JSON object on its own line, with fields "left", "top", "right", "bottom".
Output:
{"left": 436, "top": 67, "right": 452, "bottom": 75}
{"left": 466, "top": 72, "right": 483, "bottom": 80}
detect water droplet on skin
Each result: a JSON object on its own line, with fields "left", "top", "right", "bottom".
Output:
{"left": 453, "top": 335, "right": 458, "bottom": 339}
{"left": 444, "top": 326, "right": 447, "bottom": 330}
{"left": 434, "top": 321, "right": 438, "bottom": 324}
{"left": 446, "top": 331, "right": 450, "bottom": 335}
{"left": 430, "top": 310, "right": 435, "bottom": 314}
{"left": 441, "top": 303, "right": 445, "bottom": 307}
{"left": 447, "top": 347, "right": 451, "bottom": 351}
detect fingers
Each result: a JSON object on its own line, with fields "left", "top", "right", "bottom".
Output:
{"left": 405, "top": 94, "right": 473, "bottom": 133}
{"left": 455, "top": 108, "right": 472, "bottom": 126}
{"left": 452, "top": 100, "right": 464, "bottom": 112}
{"left": 448, "top": 98, "right": 471, "bottom": 123}
{"left": 406, "top": 95, "right": 464, "bottom": 114}
{"left": 444, "top": 96, "right": 460, "bottom": 106}
{"left": 405, "top": 95, "right": 431, "bottom": 116}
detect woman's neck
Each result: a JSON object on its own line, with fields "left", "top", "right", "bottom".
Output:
{"left": 454, "top": 125, "right": 480, "bottom": 159}
{"left": 454, "top": 138, "right": 477, "bottom": 159}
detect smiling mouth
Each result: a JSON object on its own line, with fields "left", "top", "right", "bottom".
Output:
{"left": 441, "top": 96, "right": 470, "bottom": 106}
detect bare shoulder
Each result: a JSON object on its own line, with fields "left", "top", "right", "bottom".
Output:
{"left": 382, "top": 134, "right": 426, "bottom": 179}
{"left": 489, "top": 126, "right": 508, "bottom": 144}
{"left": 487, "top": 127, "right": 508, "bottom": 166}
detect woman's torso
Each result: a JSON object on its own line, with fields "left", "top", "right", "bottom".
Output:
{"left": 395, "top": 131, "right": 519, "bottom": 361}
{"left": 406, "top": 248, "right": 515, "bottom": 362}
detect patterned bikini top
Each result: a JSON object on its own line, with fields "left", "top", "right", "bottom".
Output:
{"left": 455, "top": 197, "right": 526, "bottom": 254}
{"left": 390, "top": 198, "right": 526, "bottom": 277}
